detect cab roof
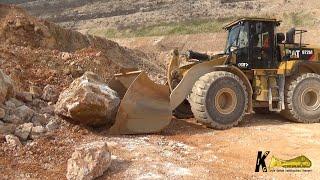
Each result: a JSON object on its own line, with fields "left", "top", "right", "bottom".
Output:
{"left": 223, "top": 18, "right": 281, "bottom": 30}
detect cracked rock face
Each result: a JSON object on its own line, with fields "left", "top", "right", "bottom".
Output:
{"left": 0, "top": 70, "right": 15, "bottom": 104}
{"left": 30, "top": 125, "right": 46, "bottom": 140}
{"left": 5, "top": 134, "right": 22, "bottom": 147}
{"left": 55, "top": 72, "right": 120, "bottom": 127}
{"left": 14, "top": 105, "right": 35, "bottom": 123}
{"left": 66, "top": 141, "right": 111, "bottom": 180}
{"left": 42, "top": 85, "right": 59, "bottom": 103}
{"left": 14, "top": 123, "right": 33, "bottom": 140}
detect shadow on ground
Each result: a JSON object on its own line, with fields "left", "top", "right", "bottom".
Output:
{"left": 161, "top": 113, "right": 295, "bottom": 136}
{"left": 89, "top": 112, "right": 297, "bottom": 138}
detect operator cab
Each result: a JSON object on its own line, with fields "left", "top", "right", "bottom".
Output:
{"left": 224, "top": 18, "right": 281, "bottom": 69}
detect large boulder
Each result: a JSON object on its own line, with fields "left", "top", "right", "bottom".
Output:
{"left": 0, "top": 123, "right": 16, "bottom": 135}
{"left": 0, "top": 70, "right": 15, "bottom": 104}
{"left": 55, "top": 72, "right": 120, "bottom": 126}
{"left": 14, "top": 105, "right": 35, "bottom": 122}
{"left": 39, "top": 105, "right": 55, "bottom": 115}
{"left": 31, "top": 113, "right": 48, "bottom": 126}
{"left": 14, "top": 123, "right": 33, "bottom": 140}
{"left": 30, "top": 125, "right": 46, "bottom": 140}
{"left": 0, "top": 108, "right": 5, "bottom": 119}
{"left": 29, "top": 85, "right": 43, "bottom": 98}
{"left": 3, "top": 115, "right": 24, "bottom": 125}
{"left": 16, "top": 91, "right": 33, "bottom": 103}
{"left": 5, "top": 134, "right": 22, "bottom": 147}
{"left": 5, "top": 98, "right": 24, "bottom": 108}
{"left": 66, "top": 141, "right": 111, "bottom": 180}
{"left": 42, "top": 85, "right": 59, "bottom": 103}
{"left": 46, "top": 116, "right": 60, "bottom": 131}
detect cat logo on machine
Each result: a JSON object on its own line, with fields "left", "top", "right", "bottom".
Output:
{"left": 287, "top": 48, "right": 314, "bottom": 60}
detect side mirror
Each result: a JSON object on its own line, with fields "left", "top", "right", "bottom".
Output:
{"left": 286, "top": 28, "right": 296, "bottom": 44}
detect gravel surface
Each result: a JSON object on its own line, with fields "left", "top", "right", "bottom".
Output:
{"left": 1, "top": 113, "right": 319, "bottom": 179}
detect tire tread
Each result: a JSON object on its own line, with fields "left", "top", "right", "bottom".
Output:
{"left": 189, "top": 71, "right": 248, "bottom": 129}
{"left": 281, "top": 73, "right": 320, "bottom": 123}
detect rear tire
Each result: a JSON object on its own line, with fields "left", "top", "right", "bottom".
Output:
{"left": 189, "top": 71, "right": 248, "bottom": 129}
{"left": 281, "top": 73, "right": 320, "bottom": 123}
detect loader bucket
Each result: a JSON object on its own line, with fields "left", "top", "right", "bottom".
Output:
{"left": 108, "top": 71, "right": 172, "bottom": 135}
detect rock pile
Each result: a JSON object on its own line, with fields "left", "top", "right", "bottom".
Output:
{"left": 0, "top": 70, "right": 15, "bottom": 103}
{"left": 0, "top": 69, "right": 61, "bottom": 146}
{"left": 0, "top": 4, "right": 156, "bottom": 147}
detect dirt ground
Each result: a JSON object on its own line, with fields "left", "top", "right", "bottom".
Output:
{"left": 1, "top": 113, "right": 319, "bottom": 180}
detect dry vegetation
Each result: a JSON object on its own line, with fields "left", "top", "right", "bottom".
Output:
{"left": 8, "top": 0, "right": 320, "bottom": 38}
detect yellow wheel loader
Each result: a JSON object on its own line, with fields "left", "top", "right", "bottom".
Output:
{"left": 108, "top": 18, "right": 320, "bottom": 134}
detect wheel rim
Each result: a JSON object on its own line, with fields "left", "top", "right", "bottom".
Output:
{"left": 300, "top": 87, "right": 320, "bottom": 111}
{"left": 214, "top": 88, "right": 237, "bottom": 115}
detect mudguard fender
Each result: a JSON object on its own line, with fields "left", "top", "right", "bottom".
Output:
{"left": 170, "top": 60, "right": 253, "bottom": 113}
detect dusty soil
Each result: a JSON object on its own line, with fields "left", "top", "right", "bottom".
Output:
{"left": 1, "top": 113, "right": 319, "bottom": 179}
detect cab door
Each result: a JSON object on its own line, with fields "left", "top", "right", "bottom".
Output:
{"left": 250, "top": 22, "right": 276, "bottom": 69}
{"left": 235, "top": 22, "right": 251, "bottom": 69}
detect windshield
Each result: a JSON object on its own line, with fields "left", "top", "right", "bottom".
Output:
{"left": 225, "top": 25, "right": 241, "bottom": 53}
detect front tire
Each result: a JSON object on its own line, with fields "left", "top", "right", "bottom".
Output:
{"left": 189, "top": 71, "right": 248, "bottom": 129}
{"left": 281, "top": 73, "right": 320, "bottom": 123}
